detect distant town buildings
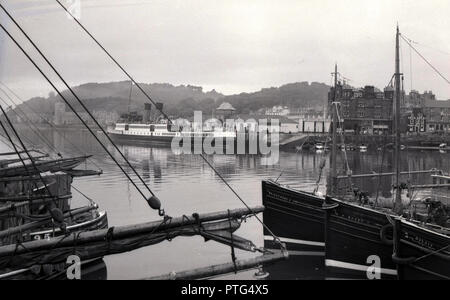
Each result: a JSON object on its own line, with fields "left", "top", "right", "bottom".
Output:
{"left": 407, "top": 108, "right": 426, "bottom": 133}
{"left": 406, "top": 99, "right": 450, "bottom": 133}
{"left": 329, "top": 83, "right": 394, "bottom": 135}
{"left": 54, "top": 102, "right": 119, "bottom": 126}
{"left": 265, "top": 105, "right": 290, "bottom": 116}
{"left": 405, "top": 90, "right": 436, "bottom": 108}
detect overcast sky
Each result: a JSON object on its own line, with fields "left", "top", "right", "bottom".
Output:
{"left": 0, "top": 0, "right": 449, "bottom": 101}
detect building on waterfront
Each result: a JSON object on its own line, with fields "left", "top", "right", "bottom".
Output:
{"left": 422, "top": 100, "right": 450, "bottom": 132}
{"left": 265, "top": 105, "right": 291, "bottom": 116}
{"left": 405, "top": 99, "right": 450, "bottom": 133}
{"left": 216, "top": 102, "right": 236, "bottom": 121}
{"left": 298, "top": 114, "right": 331, "bottom": 133}
{"left": 328, "top": 83, "right": 394, "bottom": 135}
{"left": 405, "top": 90, "right": 436, "bottom": 108}
{"left": 406, "top": 108, "right": 426, "bottom": 133}
{"left": 54, "top": 102, "right": 119, "bottom": 126}
{"left": 230, "top": 114, "right": 299, "bottom": 134}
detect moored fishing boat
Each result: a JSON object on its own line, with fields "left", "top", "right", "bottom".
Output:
{"left": 323, "top": 198, "right": 398, "bottom": 279}
{"left": 262, "top": 180, "right": 325, "bottom": 254}
{"left": 392, "top": 218, "right": 450, "bottom": 280}
{"left": 324, "top": 26, "right": 450, "bottom": 280}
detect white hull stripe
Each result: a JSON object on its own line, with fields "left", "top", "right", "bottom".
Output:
{"left": 325, "top": 259, "right": 398, "bottom": 276}
{"left": 265, "top": 248, "right": 324, "bottom": 257}
{"left": 264, "top": 235, "right": 325, "bottom": 247}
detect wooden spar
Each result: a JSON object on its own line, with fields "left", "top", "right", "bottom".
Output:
{"left": 0, "top": 154, "right": 49, "bottom": 166}
{"left": 0, "top": 205, "right": 98, "bottom": 239}
{"left": 64, "top": 169, "right": 103, "bottom": 177}
{"left": 394, "top": 25, "right": 402, "bottom": 214}
{"left": 0, "top": 173, "right": 68, "bottom": 182}
{"left": 410, "top": 183, "right": 450, "bottom": 189}
{"left": 0, "top": 149, "right": 44, "bottom": 157}
{"left": 0, "top": 194, "right": 71, "bottom": 203}
{"left": 0, "top": 155, "right": 91, "bottom": 177}
{"left": 0, "top": 206, "right": 265, "bottom": 257}
{"left": 0, "top": 216, "right": 246, "bottom": 269}
{"left": 331, "top": 64, "right": 338, "bottom": 180}
{"left": 145, "top": 252, "right": 289, "bottom": 280}
{"left": 0, "top": 201, "right": 32, "bottom": 214}
{"left": 336, "top": 169, "right": 440, "bottom": 180}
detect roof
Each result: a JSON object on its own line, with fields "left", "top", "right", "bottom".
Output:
{"left": 423, "top": 100, "right": 450, "bottom": 108}
{"left": 234, "top": 114, "right": 298, "bottom": 124}
{"left": 216, "top": 102, "right": 236, "bottom": 111}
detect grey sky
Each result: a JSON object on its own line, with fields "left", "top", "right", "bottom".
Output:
{"left": 0, "top": 0, "right": 449, "bottom": 101}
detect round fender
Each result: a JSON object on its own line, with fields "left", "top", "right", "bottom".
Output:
{"left": 147, "top": 195, "right": 161, "bottom": 210}
{"left": 379, "top": 224, "right": 394, "bottom": 245}
{"left": 50, "top": 207, "right": 64, "bottom": 224}
{"left": 392, "top": 254, "right": 416, "bottom": 265}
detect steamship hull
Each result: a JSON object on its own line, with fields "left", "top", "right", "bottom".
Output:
{"left": 324, "top": 200, "right": 397, "bottom": 279}
{"left": 394, "top": 220, "right": 450, "bottom": 280}
{"left": 108, "top": 130, "right": 185, "bottom": 146}
{"left": 107, "top": 130, "right": 271, "bottom": 153}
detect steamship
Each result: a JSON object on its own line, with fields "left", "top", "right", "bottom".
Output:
{"left": 107, "top": 122, "right": 237, "bottom": 146}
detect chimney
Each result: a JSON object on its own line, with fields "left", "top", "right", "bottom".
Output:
{"left": 143, "top": 103, "right": 151, "bottom": 123}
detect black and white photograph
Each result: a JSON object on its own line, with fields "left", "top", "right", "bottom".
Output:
{"left": 0, "top": 0, "right": 449, "bottom": 286}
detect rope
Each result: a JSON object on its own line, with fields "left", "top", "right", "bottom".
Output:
{"left": 0, "top": 6, "right": 157, "bottom": 207}
{"left": 374, "top": 134, "right": 388, "bottom": 207}
{"left": 413, "top": 244, "right": 450, "bottom": 264}
{"left": 0, "top": 95, "right": 59, "bottom": 157}
{"left": 72, "top": 186, "right": 96, "bottom": 206}
{"left": 0, "top": 100, "right": 47, "bottom": 153}
{"left": 400, "top": 34, "right": 450, "bottom": 85}
{"left": 0, "top": 82, "right": 102, "bottom": 170}
{"left": 0, "top": 113, "right": 58, "bottom": 209}
{"left": 58, "top": 1, "right": 281, "bottom": 247}
{"left": 227, "top": 209, "right": 237, "bottom": 273}
{"left": 275, "top": 135, "right": 309, "bottom": 182}
{"left": 334, "top": 102, "right": 354, "bottom": 197}
{"left": 0, "top": 22, "right": 158, "bottom": 213}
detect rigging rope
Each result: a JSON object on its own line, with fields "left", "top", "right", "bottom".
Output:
{"left": 0, "top": 95, "right": 61, "bottom": 157}
{"left": 53, "top": 0, "right": 282, "bottom": 246}
{"left": 275, "top": 135, "right": 309, "bottom": 182}
{"left": 400, "top": 34, "right": 450, "bottom": 85}
{"left": 334, "top": 102, "right": 354, "bottom": 197}
{"left": 374, "top": 128, "right": 389, "bottom": 207}
{"left": 0, "top": 107, "right": 58, "bottom": 209}
{"left": 0, "top": 82, "right": 102, "bottom": 170}
{"left": 0, "top": 21, "right": 164, "bottom": 215}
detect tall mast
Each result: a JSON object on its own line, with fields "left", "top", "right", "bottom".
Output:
{"left": 331, "top": 64, "right": 338, "bottom": 179}
{"left": 394, "top": 25, "right": 402, "bottom": 214}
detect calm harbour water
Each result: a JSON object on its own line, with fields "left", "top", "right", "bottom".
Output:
{"left": 3, "top": 127, "right": 449, "bottom": 279}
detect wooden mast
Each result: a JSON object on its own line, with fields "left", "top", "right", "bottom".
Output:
{"left": 394, "top": 25, "right": 403, "bottom": 214}
{"left": 331, "top": 64, "right": 338, "bottom": 179}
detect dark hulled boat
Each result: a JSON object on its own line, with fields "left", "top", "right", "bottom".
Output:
{"left": 262, "top": 180, "right": 326, "bottom": 278}
{"left": 324, "top": 199, "right": 397, "bottom": 279}
{"left": 323, "top": 26, "right": 450, "bottom": 280}
{"left": 393, "top": 219, "right": 450, "bottom": 280}
{"left": 262, "top": 180, "right": 325, "bottom": 254}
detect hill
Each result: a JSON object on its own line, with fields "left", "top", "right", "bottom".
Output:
{"left": 16, "top": 81, "right": 330, "bottom": 118}
{"left": 221, "top": 81, "right": 329, "bottom": 114}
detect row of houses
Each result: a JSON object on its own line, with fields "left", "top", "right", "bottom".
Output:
{"left": 54, "top": 102, "right": 120, "bottom": 126}
{"left": 406, "top": 100, "right": 450, "bottom": 133}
